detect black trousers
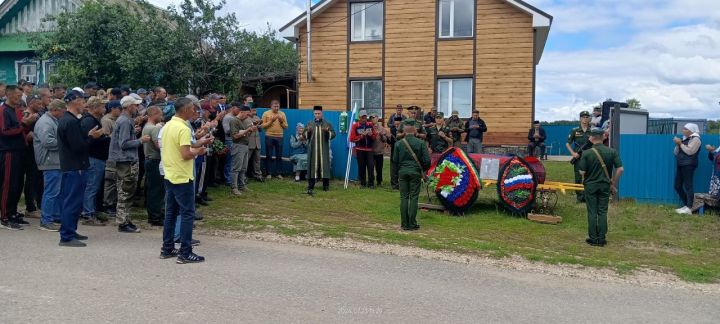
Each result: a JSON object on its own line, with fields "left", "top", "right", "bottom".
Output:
{"left": 205, "top": 155, "right": 217, "bottom": 189}
{"left": 136, "top": 146, "right": 145, "bottom": 195}
{"left": 23, "top": 149, "right": 42, "bottom": 211}
{"left": 390, "top": 143, "right": 399, "bottom": 189}
{"left": 674, "top": 165, "right": 696, "bottom": 207}
{"left": 374, "top": 154, "right": 384, "bottom": 185}
{"left": 356, "top": 150, "right": 375, "bottom": 187}
{"left": 527, "top": 142, "right": 546, "bottom": 157}
{"left": 308, "top": 178, "right": 329, "bottom": 191}
{"left": 0, "top": 151, "right": 24, "bottom": 221}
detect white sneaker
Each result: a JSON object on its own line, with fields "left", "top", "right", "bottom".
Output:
{"left": 674, "top": 207, "right": 686, "bottom": 213}
{"left": 677, "top": 206, "right": 692, "bottom": 214}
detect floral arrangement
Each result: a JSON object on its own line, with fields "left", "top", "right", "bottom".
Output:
{"left": 211, "top": 139, "right": 229, "bottom": 156}
{"left": 497, "top": 156, "right": 538, "bottom": 216}
{"left": 427, "top": 148, "right": 481, "bottom": 215}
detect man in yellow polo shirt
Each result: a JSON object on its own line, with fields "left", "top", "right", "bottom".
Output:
{"left": 261, "top": 99, "right": 288, "bottom": 179}
{"left": 160, "top": 97, "right": 208, "bottom": 264}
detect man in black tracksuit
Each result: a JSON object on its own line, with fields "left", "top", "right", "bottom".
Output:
{"left": 0, "top": 85, "right": 37, "bottom": 230}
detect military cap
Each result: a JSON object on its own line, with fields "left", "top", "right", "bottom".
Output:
{"left": 590, "top": 127, "right": 605, "bottom": 135}
{"left": 593, "top": 106, "right": 601, "bottom": 111}
{"left": 435, "top": 112, "right": 445, "bottom": 119}
{"left": 579, "top": 111, "right": 591, "bottom": 117}
{"left": 452, "top": 110, "right": 459, "bottom": 116}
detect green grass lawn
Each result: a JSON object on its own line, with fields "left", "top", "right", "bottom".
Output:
{"left": 160, "top": 160, "right": 720, "bottom": 283}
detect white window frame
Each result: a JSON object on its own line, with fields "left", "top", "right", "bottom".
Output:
{"left": 43, "top": 61, "right": 57, "bottom": 82}
{"left": 437, "top": 78, "right": 473, "bottom": 118}
{"left": 439, "top": 0, "right": 475, "bottom": 38}
{"left": 15, "top": 60, "right": 40, "bottom": 84}
{"left": 350, "top": 80, "right": 383, "bottom": 117}
{"left": 350, "top": 2, "right": 384, "bottom": 42}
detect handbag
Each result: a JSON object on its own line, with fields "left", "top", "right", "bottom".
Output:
{"left": 401, "top": 138, "right": 428, "bottom": 182}
{"left": 709, "top": 175, "right": 720, "bottom": 198}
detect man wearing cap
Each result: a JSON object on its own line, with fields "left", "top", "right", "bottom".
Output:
{"left": 142, "top": 105, "right": 165, "bottom": 225}
{"left": 578, "top": 128, "right": 624, "bottom": 246}
{"left": 56, "top": 90, "right": 104, "bottom": 246}
{"left": 446, "top": 111, "right": 465, "bottom": 148}
{"left": 393, "top": 124, "right": 430, "bottom": 231}
{"left": 108, "top": 95, "right": 151, "bottom": 233}
{"left": 137, "top": 88, "right": 150, "bottom": 108}
{"left": 33, "top": 99, "right": 66, "bottom": 231}
{"left": 527, "top": 121, "right": 547, "bottom": 158}
{"left": 388, "top": 104, "right": 406, "bottom": 125}
{"left": 84, "top": 82, "right": 100, "bottom": 97}
{"left": 0, "top": 85, "right": 37, "bottom": 230}
{"left": 101, "top": 100, "right": 122, "bottom": 215}
{"left": 422, "top": 106, "right": 438, "bottom": 131}
{"left": 427, "top": 112, "right": 453, "bottom": 154}
{"left": 567, "top": 111, "right": 593, "bottom": 203}
{"left": 350, "top": 110, "right": 377, "bottom": 188}
{"left": 305, "top": 106, "right": 336, "bottom": 194}
{"left": 464, "top": 110, "right": 487, "bottom": 154}
{"left": 388, "top": 116, "right": 403, "bottom": 190}
{"left": 261, "top": 99, "right": 288, "bottom": 180}
{"left": 397, "top": 106, "right": 426, "bottom": 141}
{"left": 79, "top": 96, "right": 112, "bottom": 226}
{"left": 20, "top": 80, "right": 34, "bottom": 105}
{"left": 590, "top": 106, "right": 602, "bottom": 128}
{"left": 229, "top": 105, "right": 256, "bottom": 196}
{"left": 370, "top": 114, "right": 387, "bottom": 187}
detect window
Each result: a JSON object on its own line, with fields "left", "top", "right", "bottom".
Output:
{"left": 351, "top": 80, "right": 383, "bottom": 117}
{"left": 18, "top": 62, "right": 38, "bottom": 83}
{"left": 44, "top": 61, "right": 57, "bottom": 82}
{"left": 438, "top": 78, "right": 472, "bottom": 118}
{"left": 351, "top": 2, "right": 383, "bottom": 41}
{"left": 439, "top": 0, "right": 474, "bottom": 38}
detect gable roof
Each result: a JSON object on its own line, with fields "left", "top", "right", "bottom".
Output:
{"left": 279, "top": 0, "right": 552, "bottom": 64}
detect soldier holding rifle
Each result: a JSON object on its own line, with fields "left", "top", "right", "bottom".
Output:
{"left": 566, "top": 111, "right": 592, "bottom": 203}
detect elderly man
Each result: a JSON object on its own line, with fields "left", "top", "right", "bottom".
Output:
{"left": 464, "top": 110, "right": 487, "bottom": 154}
{"left": 229, "top": 105, "right": 256, "bottom": 195}
{"left": 101, "top": 100, "right": 122, "bottom": 216}
{"left": 388, "top": 104, "right": 406, "bottom": 125}
{"left": 527, "top": 121, "right": 546, "bottom": 158}
{"left": 305, "top": 106, "right": 336, "bottom": 194}
{"left": 34, "top": 100, "right": 66, "bottom": 231}
{"left": 350, "top": 110, "right": 377, "bottom": 188}
{"left": 108, "top": 94, "right": 151, "bottom": 233}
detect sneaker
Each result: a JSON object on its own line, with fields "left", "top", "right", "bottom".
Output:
{"left": 231, "top": 188, "right": 242, "bottom": 196}
{"left": 14, "top": 215, "right": 29, "bottom": 226}
{"left": 295, "top": 176, "right": 300, "bottom": 182}
{"left": 275, "top": 175, "right": 284, "bottom": 180}
{"left": 177, "top": 252, "right": 205, "bottom": 264}
{"left": 81, "top": 217, "right": 107, "bottom": 226}
{"left": 127, "top": 222, "right": 139, "bottom": 231}
{"left": 58, "top": 239, "right": 86, "bottom": 247}
{"left": 0, "top": 219, "right": 23, "bottom": 230}
{"left": 674, "top": 207, "right": 686, "bottom": 213}
{"left": 118, "top": 224, "right": 141, "bottom": 233}
{"left": 38, "top": 223, "right": 60, "bottom": 232}
{"left": 194, "top": 213, "right": 204, "bottom": 221}
{"left": 159, "top": 248, "right": 179, "bottom": 259}
{"left": 678, "top": 207, "right": 692, "bottom": 215}
{"left": 75, "top": 233, "right": 88, "bottom": 240}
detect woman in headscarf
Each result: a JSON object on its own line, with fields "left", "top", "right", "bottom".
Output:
{"left": 673, "top": 123, "right": 701, "bottom": 214}
{"left": 290, "top": 122, "right": 309, "bottom": 182}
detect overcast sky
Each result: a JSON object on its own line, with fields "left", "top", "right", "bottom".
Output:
{"left": 148, "top": 0, "right": 720, "bottom": 121}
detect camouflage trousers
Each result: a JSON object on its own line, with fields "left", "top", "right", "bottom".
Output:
{"left": 115, "top": 162, "right": 139, "bottom": 225}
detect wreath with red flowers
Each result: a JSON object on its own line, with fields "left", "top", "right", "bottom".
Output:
{"left": 427, "top": 148, "right": 481, "bottom": 215}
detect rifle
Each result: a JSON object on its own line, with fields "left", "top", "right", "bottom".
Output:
{"left": 570, "top": 140, "right": 593, "bottom": 165}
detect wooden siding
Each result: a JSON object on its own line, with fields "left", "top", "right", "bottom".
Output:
{"left": 384, "top": 0, "right": 436, "bottom": 111}
{"left": 297, "top": 0, "right": 348, "bottom": 109}
{"left": 437, "top": 40, "right": 473, "bottom": 75}
{"left": 475, "top": 0, "right": 534, "bottom": 144}
{"left": 349, "top": 42, "right": 382, "bottom": 78}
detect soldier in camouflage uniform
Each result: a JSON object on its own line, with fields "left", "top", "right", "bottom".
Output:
{"left": 446, "top": 110, "right": 465, "bottom": 148}
{"left": 427, "top": 112, "right": 453, "bottom": 154}
{"left": 566, "top": 111, "right": 592, "bottom": 203}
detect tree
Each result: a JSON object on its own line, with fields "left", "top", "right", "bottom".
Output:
{"left": 626, "top": 98, "right": 642, "bottom": 109}
{"left": 31, "top": 0, "right": 299, "bottom": 97}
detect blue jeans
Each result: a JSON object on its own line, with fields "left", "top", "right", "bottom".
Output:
{"left": 41, "top": 170, "right": 62, "bottom": 225}
{"left": 60, "top": 170, "right": 88, "bottom": 242}
{"left": 264, "top": 136, "right": 284, "bottom": 176}
{"left": 82, "top": 158, "right": 105, "bottom": 217}
{"left": 224, "top": 139, "right": 233, "bottom": 184}
{"left": 163, "top": 180, "right": 196, "bottom": 256}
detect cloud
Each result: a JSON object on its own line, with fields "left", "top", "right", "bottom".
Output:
{"left": 147, "top": 0, "right": 307, "bottom": 32}
{"left": 536, "top": 22, "right": 720, "bottom": 120}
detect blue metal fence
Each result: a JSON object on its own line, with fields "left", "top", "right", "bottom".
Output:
{"left": 256, "top": 108, "right": 358, "bottom": 180}
{"left": 619, "top": 134, "right": 717, "bottom": 204}
{"left": 542, "top": 125, "right": 575, "bottom": 156}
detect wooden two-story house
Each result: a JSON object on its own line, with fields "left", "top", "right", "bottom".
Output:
{"left": 279, "top": 0, "right": 552, "bottom": 144}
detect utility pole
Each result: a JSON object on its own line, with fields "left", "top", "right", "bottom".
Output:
{"left": 306, "top": 0, "right": 312, "bottom": 83}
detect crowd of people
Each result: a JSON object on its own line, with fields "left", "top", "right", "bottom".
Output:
{"left": 0, "top": 80, "right": 335, "bottom": 263}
